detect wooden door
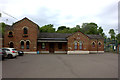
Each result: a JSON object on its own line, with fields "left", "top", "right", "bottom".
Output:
{"left": 49, "top": 43, "right": 54, "bottom": 53}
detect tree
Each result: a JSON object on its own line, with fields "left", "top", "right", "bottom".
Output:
{"left": 76, "top": 25, "right": 80, "bottom": 29}
{"left": 101, "top": 33, "right": 106, "bottom": 38}
{"left": 57, "top": 26, "right": 70, "bottom": 32}
{"left": 0, "top": 22, "right": 6, "bottom": 35}
{"left": 81, "top": 22, "right": 99, "bottom": 34}
{"left": 57, "top": 26, "right": 71, "bottom": 33}
{"left": 70, "top": 25, "right": 81, "bottom": 33}
{"left": 57, "top": 28, "right": 71, "bottom": 33}
{"left": 97, "top": 27, "right": 106, "bottom": 37}
{"left": 109, "top": 29, "right": 115, "bottom": 40}
{"left": 57, "top": 26, "right": 67, "bottom": 31}
{"left": 57, "top": 25, "right": 82, "bottom": 33}
{"left": 116, "top": 33, "right": 120, "bottom": 44}
{"left": 40, "top": 24, "right": 55, "bottom": 33}
{"left": 98, "top": 27, "right": 103, "bottom": 35}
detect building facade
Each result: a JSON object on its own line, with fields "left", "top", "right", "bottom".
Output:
{"left": 3, "top": 17, "right": 104, "bottom": 54}
{"left": 118, "top": 44, "right": 120, "bottom": 53}
{"left": 0, "top": 33, "right": 3, "bottom": 48}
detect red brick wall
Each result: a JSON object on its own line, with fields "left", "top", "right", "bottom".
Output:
{"left": 89, "top": 39, "right": 104, "bottom": 51}
{"left": 67, "top": 32, "right": 89, "bottom": 51}
{"left": 4, "top": 18, "right": 38, "bottom": 52}
{"left": 0, "top": 38, "right": 2, "bottom": 48}
{"left": 54, "top": 42, "right": 67, "bottom": 51}
{"left": 67, "top": 32, "right": 104, "bottom": 52}
{"left": 89, "top": 39, "right": 97, "bottom": 51}
{"left": 37, "top": 42, "right": 67, "bottom": 53}
{"left": 97, "top": 39, "right": 104, "bottom": 51}
{"left": 4, "top": 30, "right": 14, "bottom": 48}
{"left": 37, "top": 42, "right": 49, "bottom": 51}
{"left": 118, "top": 45, "right": 120, "bottom": 53}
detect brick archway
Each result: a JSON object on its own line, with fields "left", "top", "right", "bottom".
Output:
{"left": 9, "top": 42, "right": 14, "bottom": 48}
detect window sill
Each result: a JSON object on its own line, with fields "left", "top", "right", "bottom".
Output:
{"left": 8, "top": 35, "right": 13, "bottom": 37}
{"left": 23, "top": 34, "right": 28, "bottom": 37}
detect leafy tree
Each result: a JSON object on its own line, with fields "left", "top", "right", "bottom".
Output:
{"left": 70, "top": 25, "right": 81, "bottom": 33}
{"left": 57, "top": 26, "right": 70, "bottom": 33}
{"left": 57, "top": 26, "right": 70, "bottom": 32}
{"left": 81, "top": 23, "right": 99, "bottom": 34}
{"left": 116, "top": 33, "right": 120, "bottom": 44}
{"left": 40, "top": 24, "right": 55, "bottom": 33}
{"left": 98, "top": 27, "right": 103, "bottom": 35}
{"left": 76, "top": 25, "right": 80, "bottom": 29}
{"left": 57, "top": 28, "right": 71, "bottom": 33}
{"left": 98, "top": 27, "right": 106, "bottom": 37}
{"left": 57, "top": 26, "right": 68, "bottom": 31}
{"left": 109, "top": 29, "right": 115, "bottom": 40}
{"left": 0, "top": 22, "right": 6, "bottom": 36}
{"left": 57, "top": 25, "right": 82, "bottom": 33}
{"left": 101, "top": 33, "right": 106, "bottom": 38}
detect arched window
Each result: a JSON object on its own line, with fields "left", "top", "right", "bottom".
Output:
{"left": 98, "top": 42, "right": 101, "bottom": 47}
{"left": 23, "top": 28, "right": 28, "bottom": 34}
{"left": 79, "top": 41, "right": 83, "bottom": 49}
{"left": 9, "top": 42, "right": 14, "bottom": 48}
{"left": 92, "top": 42, "right": 95, "bottom": 47}
{"left": 8, "top": 31, "right": 13, "bottom": 37}
{"left": 9, "top": 31, "right": 13, "bottom": 35}
{"left": 21, "top": 41, "right": 24, "bottom": 49}
{"left": 26, "top": 41, "right": 30, "bottom": 49}
{"left": 74, "top": 42, "right": 77, "bottom": 50}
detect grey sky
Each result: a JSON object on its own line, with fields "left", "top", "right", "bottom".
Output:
{"left": 0, "top": 0, "right": 119, "bottom": 37}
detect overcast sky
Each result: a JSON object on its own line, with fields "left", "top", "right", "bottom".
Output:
{"left": 0, "top": 0, "right": 119, "bottom": 37}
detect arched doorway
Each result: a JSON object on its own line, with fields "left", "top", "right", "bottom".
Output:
{"left": 21, "top": 41, "right": 24, "bottom": 49}
{"left": 9, "top": 42, "right": 14, "bottom": 48}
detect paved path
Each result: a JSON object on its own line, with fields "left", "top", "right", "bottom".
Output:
{"left": 2, "top": 53, "right": 118, "bottom": 78}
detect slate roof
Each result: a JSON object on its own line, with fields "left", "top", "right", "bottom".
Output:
{"left": 38, "top": 38, "right": 67, "bottom": 41}
{"left": 38, "top": 32, "right": 104, "bottom": 40}
{"left": 38, "top": 33, "right": 72, "bottom": 41}
{"left": 87, "top": 35, "right": 104, "bottom": 39}
{"left": 38, "top": 33, "right": 72, "bottom": 38}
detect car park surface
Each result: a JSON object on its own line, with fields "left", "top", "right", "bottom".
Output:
{"left": 2, "top": 53, "right": 118, "bottom": 78}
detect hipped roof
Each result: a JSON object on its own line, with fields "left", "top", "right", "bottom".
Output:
{"left": 38, "top": 32, "right": 104, "bottom": 40}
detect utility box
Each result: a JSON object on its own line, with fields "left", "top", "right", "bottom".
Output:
{"left": 37, "top": 51, "right": 39, "bottom": 54}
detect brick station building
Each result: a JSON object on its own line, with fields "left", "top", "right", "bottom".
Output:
{"left": 3, "top": 17, "right": 104, "bottom": 54}
{"left": 118, "top": 44, "right": 120, "bottom": 53}
{"left": 0, "top": 33, "right": 3, "bottom": 48}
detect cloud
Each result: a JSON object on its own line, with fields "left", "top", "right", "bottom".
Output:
{"left": 25, "top": 7, "right": 61, "bottom": 27}
{"left": 95, "top": 2, "right": 118, "bottom": 36}
{"left": 0, "top": 0, "right": 119, "bottom": 36}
